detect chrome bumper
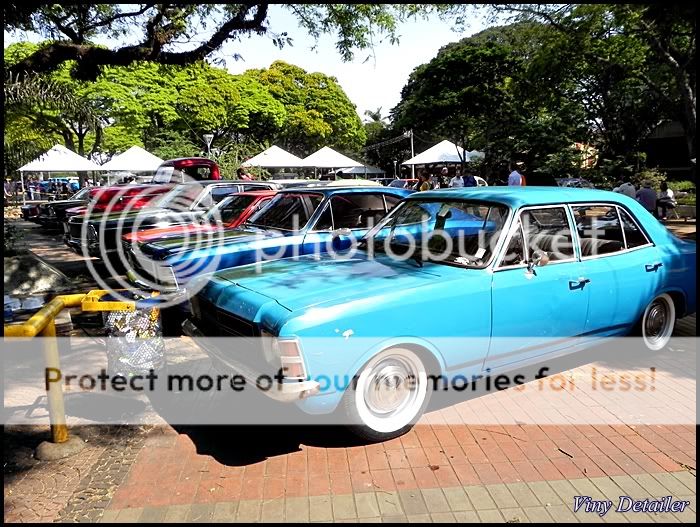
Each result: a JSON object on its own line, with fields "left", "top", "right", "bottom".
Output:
{"left": 126, "top": 269, "right": 180, "bottom": 293}
{"left": 181, "top": 319, "right": 321, "bottom": 402}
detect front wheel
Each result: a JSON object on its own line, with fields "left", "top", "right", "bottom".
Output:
{"left": 341, "top": 347, "right": 431, "bottom": 442}
{"left": 638, "top": 293, "right": 676, "bottom": 351}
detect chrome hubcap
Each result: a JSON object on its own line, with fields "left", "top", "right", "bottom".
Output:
{"left": 645, "top": 300, "right": 668, "bottom": 340}
{"left": 364, "top": 358, "right": 418, "bottom": 416}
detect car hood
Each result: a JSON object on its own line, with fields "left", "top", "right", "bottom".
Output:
{"left": 142, "top": 226, "right": 285, "bottom": 257}
{"left": 211, "top": 252, "right": 448, "bottom": 312}
{"left": 83, "top": 207, "right": 194, "bottom": 227}
{"left": 41, "top": 199, "right": 88, "bottom": 209}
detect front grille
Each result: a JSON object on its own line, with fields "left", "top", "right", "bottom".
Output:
{"left": 192, "top": 295, "right": 275, "bottom": 374}
{"left": 69, "top": 223, "right": 83, "bottom": 240}
{"left": 196, "top": 296, "right": 260, "bottom": 338}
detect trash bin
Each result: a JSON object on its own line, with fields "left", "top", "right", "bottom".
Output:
{"left": 81, "top": 290, "right": 166, "bottom": 378}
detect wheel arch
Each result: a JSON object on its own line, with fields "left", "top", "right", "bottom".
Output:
{"left": 346, "top": 337, "right": 447, "bottom": 391}
{"left": 660, "top": 288, "right": 687, "bottom": 319}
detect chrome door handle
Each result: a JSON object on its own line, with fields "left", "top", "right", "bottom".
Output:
{"left": 569, "top": 277, "right": 591, "bottom": 290}
{"left": 645, "top": 262, "right": 663, "bottom": 272}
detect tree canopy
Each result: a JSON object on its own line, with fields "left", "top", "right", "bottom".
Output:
{"left": 4, "top": 4, "right": 461, "bottom": 80}
{"left": 383, "top": 4, "right": 695, "bottom": 184}
{"left": 4, "top": 41, "right": 365, "bottom": 174}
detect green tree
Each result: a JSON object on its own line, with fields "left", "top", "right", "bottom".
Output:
{"left": 491, "top": 4, "right": 696, "bottom": 161}
{"left": 251, "top": 61, "right": 366, "bottom": 156}
{"left": 392, "top": 38, "right": 521, "bottom": 175}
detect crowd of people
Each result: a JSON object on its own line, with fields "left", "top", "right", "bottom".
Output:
{"left": 414, "top": 166, "right": 479, "bottom": 191}
{"left": 613, "top": 179, "right": 678, "bottom": 220}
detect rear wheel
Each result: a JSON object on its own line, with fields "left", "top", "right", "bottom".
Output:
{"left": 341, "top": 347, "right": 431, "bottom": 442}
{"left": 638, "top": 293, "right": 676, "bottom": 351}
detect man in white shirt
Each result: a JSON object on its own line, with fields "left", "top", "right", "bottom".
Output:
{"left": 449, "top": 170, "right": 464, "bottom": 188}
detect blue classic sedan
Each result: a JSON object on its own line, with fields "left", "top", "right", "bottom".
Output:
{"left": 126, "top": 186, "right": 412, "bottom": 290}
{"left": 183, "top": 187, "right": 696, "bottom": 441}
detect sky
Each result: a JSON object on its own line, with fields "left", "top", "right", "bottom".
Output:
{"left": 4, "top": 5, "right": 496, "bottom": 120}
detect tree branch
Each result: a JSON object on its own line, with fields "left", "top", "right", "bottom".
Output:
{"left": 8, "top": 4, "right": 270, "bottom": 80}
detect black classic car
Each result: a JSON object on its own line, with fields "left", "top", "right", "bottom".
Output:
{"left": 36, "top": 187, "right": 93, "bottom": 230}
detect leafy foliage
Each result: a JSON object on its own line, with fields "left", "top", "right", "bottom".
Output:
{"left": 250, "top": 61, "right": 366, "bottom": 156}
{"left": 4, "top": 4, "right": 446, "bottom": 80}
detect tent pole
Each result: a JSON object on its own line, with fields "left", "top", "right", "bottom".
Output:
{"left": 410, "top": 130, "right": 415, "bottom": 180}
{"left": 20, "top": 172, "right": 26, "bottom": 205}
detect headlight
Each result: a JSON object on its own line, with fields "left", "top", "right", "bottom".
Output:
{"left": 277, "top": 338, "right": 307, "bottom": 380}
{"left": 86, "top": 225, "right": 97, "bottom": 241}
{"left": 155, "top": 264, "right": 178, "bottom": 286}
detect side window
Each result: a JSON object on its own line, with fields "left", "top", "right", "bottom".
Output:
{"left": 501, "top": 221, "right": 526, "bottom": 266}
{"left": 572, "top": 205, "right": 625, "bottom": 257}
{"left": 520, "top": 207, "right": 575, "bottom": 261}
{"left": 618, "top": 207, "right": 650, "bottom": 248}
{"left": 211, "top": 185, "right": 239, "bottom": 203}
{"left": 313, "top": 203, "right": 334, "bottom": 231}
{"left": 331, "top": 193, "right": 387, "bottom": 229}
{"left": 242, "top": 184, "right": 263, "bottom": 192}
{"left": 384, "top": 195, "right": 402, "bottom": 212}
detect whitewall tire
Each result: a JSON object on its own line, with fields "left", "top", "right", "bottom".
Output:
{"left": 640, "top": 293, "right": 676, "bottom": 351}
{"left": 342, "top": 347, "right": 431, "bottom": 442}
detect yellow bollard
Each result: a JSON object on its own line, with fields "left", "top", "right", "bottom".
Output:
{"left": 40, "top": 319, "right": 69, "bottom": 443}
{"left": 4, "top": 294, "right": 86, "bottom": 444}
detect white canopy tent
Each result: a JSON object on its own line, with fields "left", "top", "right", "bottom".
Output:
{"left": 17, "top": 144, "right": 105, "bottom": 204}
{"left": 241, "top": 145, "right": 304, "bottom": 168}
{"left": 336, "top": 165, "right": 385, "bottom": 176}
{"left": 19, "top": 144, "right": 104, "bottom": 172}
{"left": 101, "top": 146, "right": 163, "bottom": 172}
{"left": 402, "top": 139, "right": 470, "bottom": 165}
{"left": 302, "top": 146, "right": 364, "bottom": 168}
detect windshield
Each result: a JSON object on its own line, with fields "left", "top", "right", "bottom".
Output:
{"left": 70, "top": 188, "right": 90, "bottom": 200}
{"left": 360, "top": 199, "right": 509, "bottom": 268}
{"left": 245, "top": 193, "right": 323, "bottom": 231}
{"left": 202, "top": 194, "right": 257, "bottom": 225}
{"left": 154, "top": 184, "right": 203, "bottom": 210}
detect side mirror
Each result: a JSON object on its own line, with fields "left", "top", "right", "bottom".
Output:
{"left": 527, "top": 250, "right": 550, "bottom": 275}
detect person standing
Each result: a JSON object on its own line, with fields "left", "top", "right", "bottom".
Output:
{"left": 419, "top": 172, "right": 432, "bottom": 191}
{"left": 449, "top": 170, "right": 464, "bottom": 188}
{"left": 636, "top": 180, "right": 658, "bottom": 216}
{"left": 463, "top": 170, "right": 477, "bottom": 188}
{"left": 237, "top": 167, "right": 253, "bottom": 181}
{"left": 508, "top": 163, "right": 523, "bottom": 186}
{"left": 4, "top": 178, "right": 13, "bottom": 205}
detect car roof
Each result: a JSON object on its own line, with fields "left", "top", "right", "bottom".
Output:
{"left": 276, "top": 186, "right": 412, "bottom": 196}
{"left": 232, "top": 190, "right": 278, "bottom": 197}
{"left": 172, "top": 180, "right": 274, "bottom": 187}
{"left": 161, "top": 157, "right": 214, "bottom": 165}
{"left": 408, "top": 186, "right": 632, "bottom": 208}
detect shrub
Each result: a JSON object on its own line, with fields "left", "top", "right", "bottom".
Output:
{"left": 671, "top": 180, "right": 696, "bottom": 193}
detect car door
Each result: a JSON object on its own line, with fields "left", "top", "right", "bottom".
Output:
{"left": 572, "top": 203, "right": 661, "bottom": 336}
{"left": 486, "top": 205, "right": 590, "bottom": 371}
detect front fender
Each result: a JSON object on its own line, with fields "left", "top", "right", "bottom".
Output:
{"left": 295, "top": 335, "right": 447, "bottom": 415}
